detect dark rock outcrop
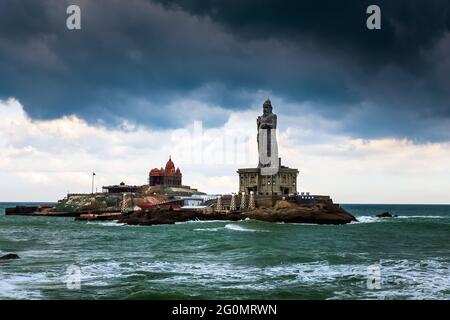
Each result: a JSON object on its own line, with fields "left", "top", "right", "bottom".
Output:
{"left": 118, "top": 209, "right": 244, "bottom": 225}
{"left": 246, "top": 207, "right": 356, "bottom": 225}
{"left": 0, "top": 253, "right": 20, "bottom": 260}
{"left": 246, "top": 200, "right": 356, "bottom": 225}
{"left": 376, "top": 212, "right": 398, "bottom": 218}
{"left": 5, "top": 206, "right": 53, "bottom": 216}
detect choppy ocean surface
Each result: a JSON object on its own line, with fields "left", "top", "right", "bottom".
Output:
{"left": 0, "top": 203, "right": 449, "bottom": 300}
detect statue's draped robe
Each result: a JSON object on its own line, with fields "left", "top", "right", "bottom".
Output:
{"left": 257, "top": 113, "right": 277, "bottom": 168}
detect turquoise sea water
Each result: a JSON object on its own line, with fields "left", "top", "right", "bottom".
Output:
{"left": 0, "top": 203, "right": 449, "bottom": 300}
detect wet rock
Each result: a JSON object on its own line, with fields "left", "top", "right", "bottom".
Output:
{"left": 376, "top": 212, "right": 398, "bottom": 218}
{"left": 247, "top": 202, "right": 357, "bottom": 225}
{"left": 118, "top": 209, "right": 243, "bottom": 226}
{"left": 0, "top": 253, "right": 20, "bottom": 260}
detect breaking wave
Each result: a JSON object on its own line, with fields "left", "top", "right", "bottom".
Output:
{"left": 352, "top": 215, "right": 447, "bottom": 224}
{"left": 86, "top": 221, "right": 126, "bottom": 227}
{"left": 175, "top": 220, "right": 229, "bottom": 225}
{"left": 351, "top": 216, "right": 383, "bottom": 224}
{"left": 397, "top": 215, "right": 445, "bottom": 219}
{"left": 193, "top": 227, "right": 221, "bottom": 232}
{"left": 224, "top": 224, "right": 267, "bottom": 232}
{"left": 4, "top": 258, "right": 447, "bottom": 299}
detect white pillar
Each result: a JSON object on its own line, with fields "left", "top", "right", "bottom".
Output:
{"left": 240, "top": 192, "right": 246, "bottom": 210}
{"left": 216, "top": 196, "right": 223, "bottom": 211}
{"left": 249, "top": 191, "right": 255, "bottom": 210}
{"left": 121, "top": 193, "right": 128, "bottom": 213}
{"left": 230, "top": 193, "right": 236, "bottom": 211}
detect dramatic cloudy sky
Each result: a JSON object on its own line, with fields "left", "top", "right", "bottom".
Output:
{"left": 1, "top": 0, "right": 450, "bottom": 203}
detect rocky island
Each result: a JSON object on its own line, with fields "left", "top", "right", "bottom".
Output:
{"left": 5, "top": 100, "right": 357, "bottom": 226}
{"left": 118, "top": 197, "right": 356, "bottom": 226}
{"left": 5, "top": 187, "right": 356, "bottom": 225}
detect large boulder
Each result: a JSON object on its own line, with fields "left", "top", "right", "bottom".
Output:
{"left": 274, "top": 200, "right": 294, "bottom": 210}
{"left": 246, "top": 205, "right": 356, "bottom": 225}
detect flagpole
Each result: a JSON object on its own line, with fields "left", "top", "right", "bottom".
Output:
{"left": 91, "top": 172, "right": 95, "bottom": 194}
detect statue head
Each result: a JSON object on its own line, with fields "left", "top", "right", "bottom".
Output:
{"left": 263, "top": 99, "right": 272, "bottom": 116}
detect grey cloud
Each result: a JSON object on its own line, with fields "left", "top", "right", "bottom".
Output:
{"left": 0, "top": 0, "right": 449, "bottom": 141}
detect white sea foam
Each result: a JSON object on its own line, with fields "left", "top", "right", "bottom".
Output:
{"left": 175, "top": 220, "right": 229, "bottom": 225}
{"left": 73, "top": 257, "right": 449, "bottom": 299}
{"left": 351, "top": 215, "right": 447, "bottom": 224}
{"left": 224, "top": 223, "right": 264, "bottom": 232}
{"left": 396, "top": 215, "right": 446, "bottom": 219}
{"left": 86, "top": 221, "right": 126, "bottom": 227}
{"left": 0, "top": 270, "right": 55, "bottom": 299}
{"left": 350, "top": 216, "right": 383, "bottom": 224}
{"left": 192, "top": 223, "right": 268, "bottom": 232}
{"left": 0, "top": 280, "right": 21, "bottom": 299}
{"left": 193, "top": 227, "right": 220, "bottom": 232}
{"left": 4, "top": 250, "right": 444, "bottom": 300}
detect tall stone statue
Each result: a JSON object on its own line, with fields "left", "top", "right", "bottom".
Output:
{"left": 257, "top": 99, "right": 279, "bottom": 175}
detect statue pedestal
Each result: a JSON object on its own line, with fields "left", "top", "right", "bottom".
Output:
{"left": 237, "top": 164, "right": 299, "bottom": 198}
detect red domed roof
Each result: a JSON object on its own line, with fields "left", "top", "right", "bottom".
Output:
{"left": 165, "top": 156, "right": 176, "bottom": 174}
{"left": 149, "top": 156, "right": 182, "bottom": 177}
{"left": 150, "top": 168, "right": 163, "bottom": 176}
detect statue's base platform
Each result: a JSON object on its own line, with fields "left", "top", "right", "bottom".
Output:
{"left": 237, "top": 165, "right": 299, "bottom": 196}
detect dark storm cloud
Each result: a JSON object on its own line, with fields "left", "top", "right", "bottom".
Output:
{"left": 0, "top": 0, "right": 450, "bottom": 140}
{"left": 157, "top": 0, "right": 448, "bottom": 66}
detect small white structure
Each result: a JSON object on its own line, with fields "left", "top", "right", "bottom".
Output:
{"left": 230, "top": 193, "right": 237, "bottom": 211}
{"left": 121, "top": 193, "right": 129, "bottom": 213}
{"left": 216, "top": 196, "right": 223, "bottom": 211}
{"left": 240, "top": 192, "right": 246, "bottom": 210}
{"left": 249, "top": 191, "right": 255, "bottom": 210}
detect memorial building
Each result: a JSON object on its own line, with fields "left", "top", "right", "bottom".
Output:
{"left": 237, "top": 100, "right": 299, "bottom": 196}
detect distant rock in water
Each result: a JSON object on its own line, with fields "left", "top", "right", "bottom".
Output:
{"left": 0, "top": 253, "right": 20, "bottom": 260}
{"left": 375, "top": 212, "right": 398, "bottom": 218}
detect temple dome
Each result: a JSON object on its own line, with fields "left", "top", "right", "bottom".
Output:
{"left": 165, "top": 156, "right": 176, "bottom": 174}
{"left": 150, "top": 168, "right": 163, "bottom": 176}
